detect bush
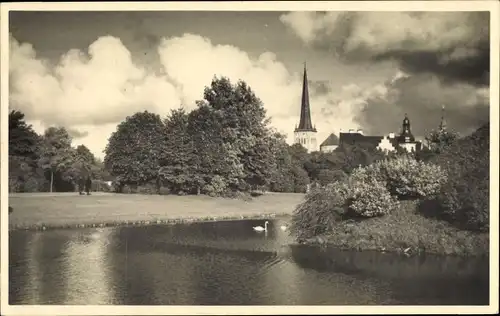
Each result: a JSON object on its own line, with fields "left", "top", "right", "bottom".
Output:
{"left": 353, "top": 156, "right": 447, "bottom": 200}
{"left": 290, "top": 184, "right": 346, "bottom": 240}
{"left": 291, "top": 175, "right": 398, "bottom": 239}
{"left": 337, "top": 176, "right": 399, "bottom": 218}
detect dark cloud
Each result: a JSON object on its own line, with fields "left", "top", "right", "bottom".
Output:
{"left": 66, "top": 128, "right": 89, "bottom": 139}
{"left": 354, "top": 74, "right": 489, "bottom": 137}
{"left": 373, "top": 43, "right": 490, "bottom": 86}
{"left": 281, "top": 11, "right": 490, "bottom": 86}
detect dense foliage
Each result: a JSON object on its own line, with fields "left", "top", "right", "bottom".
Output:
{"left": 9, "top": 75, "right": 490, "bottom": 240}
{"left": 104, "top": 111, "right": 166, "bottom": 192}
{"left": 291, "top": 121, "right": 490, "bottom": 248}
{"left": 354, "top": 156, "right": 447, "bottom": 199}
{"left": 432, "top": 123, "right": 490, "bottom": 231}
{"left": 98, "top": 77, "right": 323, "bottom": 196}
{"left": 8, "top": 111, "right": 107, "bottom": 193}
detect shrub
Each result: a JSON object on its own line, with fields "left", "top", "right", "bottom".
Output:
{"left": 337, "top": 176, "right": 399, "bottom": 218}
{"left": 353, "top": 156, "right": 447, "bottom": 200}
{"left": 290, "top": 184, "right": 346, "bottom": 240}
{"left": 291, "top": 175, "right": 398, "bottom": 239}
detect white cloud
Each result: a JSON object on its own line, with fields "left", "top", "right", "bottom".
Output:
{"left": 157, "top": 33, "right": 364, "bottom": 148}
{"left": 10, "top": 33, "right": 382, "bottom": 158}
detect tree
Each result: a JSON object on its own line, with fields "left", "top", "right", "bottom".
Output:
{"left": 8, "top": 110, "right": 43, "bottom": 192}
{"left": 70, "top": 145, "right": 96, "bottom": 176}
{"left": 434, "top": 123, "right": 489, "bottom": 231}
{"left": 158, "top": 108, "right": 200, "bottom": 194}
{"left": 188, "top": 102, "right": 244, "bottom": 193}
{"left": 317, "top": 168, "right": 347, "bottom": 186}
{"left": 38, "top": 127, "right": 75, "bottom": 192}
{"left": 104, "top": 111, "right": 166, "bottom": 192}
{"left": 9, "top": 110, "right": 41, "bottom": 160}
{"left": 334, "top": 143, "right": 386, "bottom": 174}
{"left": 425, "top": 128, "right": 459, "bottom": 154}
{"left": 288, "top": 143, "right": 309, "bottom": 166}
{"left": 268, "top": 132, "right": 295, "bottom": 192}
{"left": 290, "top": 162, "right": 311, "bottom": 193}
{"left": 188, "top": 77, "right": 275, "bottom": 194}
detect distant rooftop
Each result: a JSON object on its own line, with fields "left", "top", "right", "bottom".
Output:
{"left": 320, "top": 133, "right": 339, "bottom": 147}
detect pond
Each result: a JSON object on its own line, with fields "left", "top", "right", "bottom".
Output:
{"left": 9, "top": 219, "right": 489, "bottom": 305}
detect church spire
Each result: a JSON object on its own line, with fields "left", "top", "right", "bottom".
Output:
{"left": 399, "top": 113, "right": 415, "bottom": 143}
{"left": 296, "top": 62, "right": 316, "bottom": 132}
{"left": 439, "top": 104, "right": 447, "bottom": 132}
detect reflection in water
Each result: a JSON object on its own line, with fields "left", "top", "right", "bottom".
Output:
{"left": 24, "top": 232, "right": 42, "bottom": 304}
{"left": 290, "top": 245, "right": 489, "bottom": 305}
{"left": 63, "top": 229, "right": 114, "bottom": 304}
{"left": 9, "top": 219, "right": 489, "bottom": 305}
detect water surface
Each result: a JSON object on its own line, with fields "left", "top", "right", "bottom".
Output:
{"left": 9, "top": 219, "right": 489, "bottom": 305}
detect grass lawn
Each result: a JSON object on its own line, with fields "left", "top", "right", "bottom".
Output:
{"left": 7, "top": 192, "right": 306, "bottom": 230}
{"left": 303, "top": 200, "right": 489, "bottom": 257}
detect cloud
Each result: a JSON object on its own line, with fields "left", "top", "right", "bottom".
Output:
{"left": 10, "top": 34, "right": 182, "bottom": 157}
{"left": 66, "top": 127, "right": 89, "bottom": 139}
{"left": 10, "top": 35, "right": 181, "bottom": 127}
{"left": 280, "top": 11, "right": 490, "bottom": 85}
{"left": 157, "top": 33, "right": 366, "bottom": 147}
{"left": 10, "top": 33, "right": 362, "bottom": 158}
{"left": 353, "top": 73, "right": 490, "bottom": 137}
{"left": 10, "top": 29, "right": 489, "bottom": 160}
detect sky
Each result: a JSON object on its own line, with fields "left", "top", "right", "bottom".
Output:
{"left": 8, "top": 10, "right": 490, "bottom": 159}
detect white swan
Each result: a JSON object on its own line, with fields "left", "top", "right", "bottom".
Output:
{"left": 253, "top": 221, "right": 269, "bottom": 232}
{"left": 280, "top": 225, "right": 287, "bottom": 231}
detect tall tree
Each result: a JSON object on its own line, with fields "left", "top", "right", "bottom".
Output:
{"left": 188, "top": 102, "right": 244, "bottom": 192}
{"left": 425, "top": 128, "right": 460, "bottom": 154}
{"left": 104, "top": 111, "right": 166, "bottom": 192}
{"left": 189, "top": 77, "right": 274, "bottom": 193}
{"left": 69, "top": 144, "right": 99, "bottom": 191}
{"left": 38, "top": 127, "right": 75, "bottom": 192}
{"left": 268, "top": 133, "right": 296, "bottom": 192}
{"left": 8, "top": 110, "right": 43, "bottom": 192}
{"left": 159, "top": 108, "right": 201, "bottom": 194}
{"left": 9, "top": 110, "right": 41, "bottom": 160}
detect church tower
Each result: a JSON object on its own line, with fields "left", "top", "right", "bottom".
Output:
{"left": 398, "top": 113, "right": 418, "bottom": 152}
{"left": 294, "top": 62, "right": 317, "bottom": 152}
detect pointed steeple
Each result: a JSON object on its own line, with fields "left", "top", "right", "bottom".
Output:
{"left": 295, "top": 62, "right": 316, "bottom": 132}
{"left": 439, "top": 104, "right": 447, "bottom": 132}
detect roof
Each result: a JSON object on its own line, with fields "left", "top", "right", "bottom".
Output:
{"left": 320, "top": 133, "right": 339, "bottom": 147}
{"left": 339, "top": 132, "right": 383, "bottom": 147}
{"left": 339, "top": 132, "right": 421, "bottom": 151}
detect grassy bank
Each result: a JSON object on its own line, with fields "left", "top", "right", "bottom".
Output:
{"left": 300, "top": 200, "right": 489, "bottom": 257}
{"left": 7, "top": 192, "right": 305, "bottom": 231}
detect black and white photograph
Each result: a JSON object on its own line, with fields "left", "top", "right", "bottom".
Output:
{"left": 1, "top": 1, "right": 498, "bottom": 315}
